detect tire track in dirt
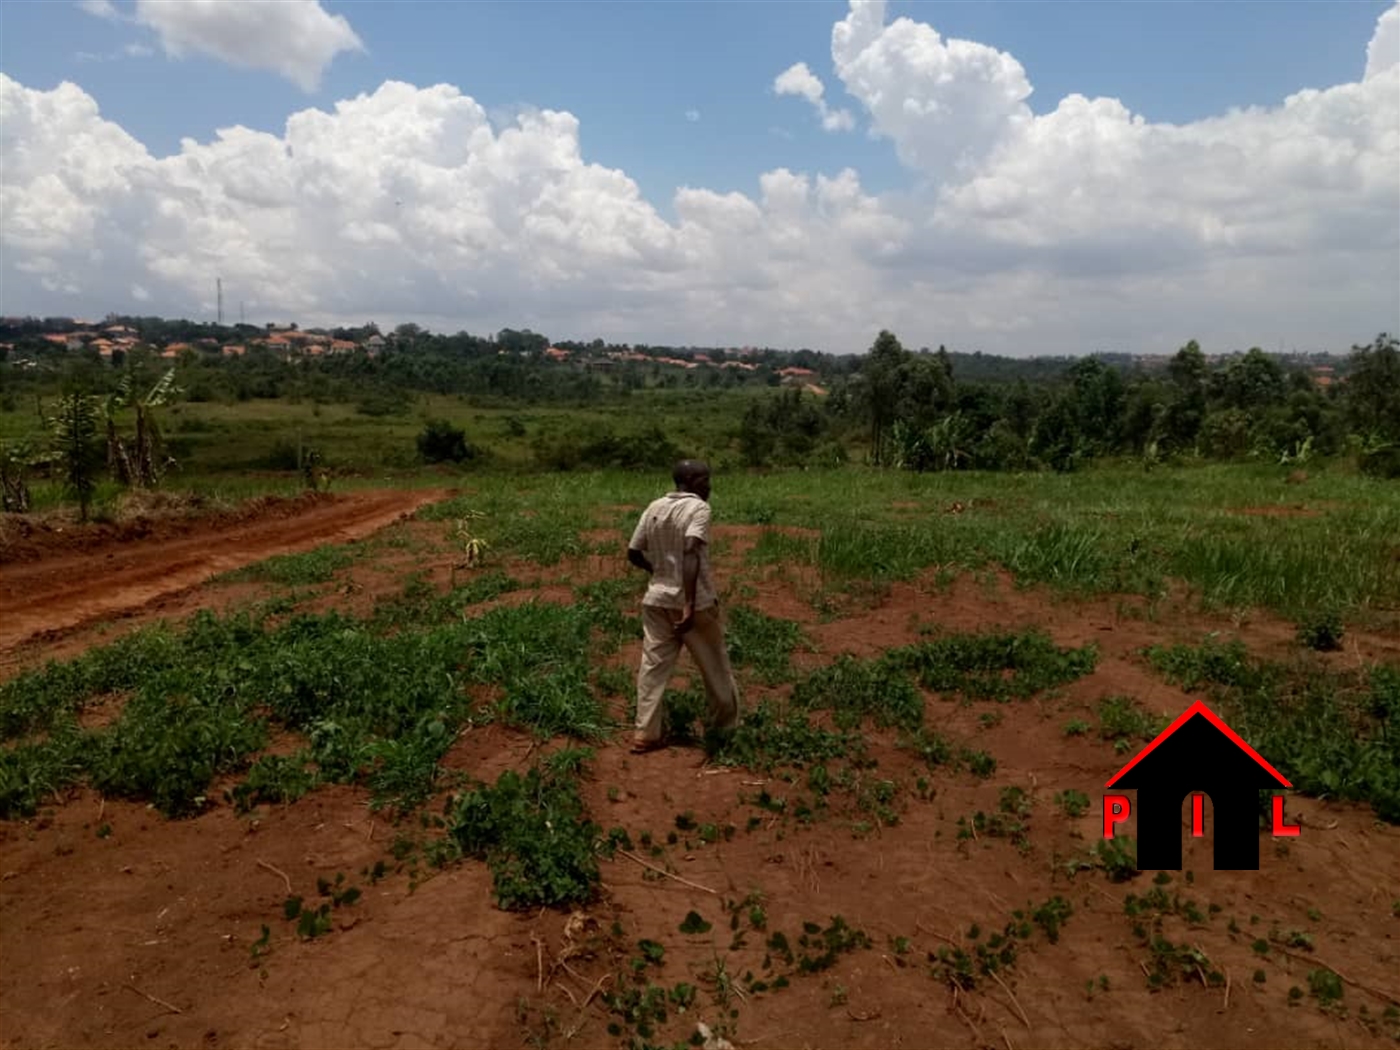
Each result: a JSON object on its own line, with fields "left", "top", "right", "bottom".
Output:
{"left": 0, "top": 488, "right": 451, "bottom": 653}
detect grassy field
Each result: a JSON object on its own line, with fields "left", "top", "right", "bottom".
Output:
{"left": 0, "top": 387, "right": 768, "bottom": 475}
{"left": 2, "top": 456, "right": 1398, "bottom": 1048}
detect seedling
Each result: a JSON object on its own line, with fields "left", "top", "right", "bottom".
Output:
{"left": 1054, "top": 789, "right": 1091, "bottom": 818}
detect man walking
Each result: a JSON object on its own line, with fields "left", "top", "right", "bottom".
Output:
{"left": 626, "top": 459, "right": 739, "bottom": 754}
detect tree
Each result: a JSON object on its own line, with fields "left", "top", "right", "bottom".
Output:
{"left": 1213, "top": 347, "right": 1285, "bottom": 413}
{"left": 49, "top": 392, "right": 104, "bottom": 522}
{"left": 1163, "top": 340, "right": 1208, "bottom": 450}
{"left": 1345, "top": 333, "right": 1400, "bottom": 444}
{"left": 1067, "top": 357, "right": 1125, "bottom": 455}
{"left": 860, "top": 330, "right": 908, "bottom": 465}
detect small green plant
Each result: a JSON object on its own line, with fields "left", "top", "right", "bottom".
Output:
{"left": 451, "top": 513, "right": 491, "bottom": 583}
{"left": 1054, "top": 789, "right": 1091, "bottom": 818}
{"left": 1067, "top": 836, "right": 1139, "bottom": 883}
{"left": 1097, "top": 696, "right": 1168, "bottom": 750}
{"left": 1307, "top": 968, "right": 1344, "bottom": 1006}
{"left": 1063, "top": 719, "right": 1091, "bottom": 736}
{"left": 680, "top": 910, "right": 713, "bottom": 935}
{"left": 1297, "top": 610, "right": 1345, "bottom": 652}
{"left": 446, "top": 750, "right": 602, "bottom": 910}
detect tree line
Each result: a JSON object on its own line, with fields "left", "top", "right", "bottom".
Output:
{"left": 741, "top": 331, "right": 1398, "bottom": 476}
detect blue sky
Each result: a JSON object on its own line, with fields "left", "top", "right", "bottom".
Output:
{"left": 1, "top": 0, "right": 1396, "bottom": 354}
{"left": 1, "top": 1, "right": 1389, "bottom": 213}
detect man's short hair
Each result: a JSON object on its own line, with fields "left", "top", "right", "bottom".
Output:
{"left": 673, "top": 459, "right": 709, "bottom": 487}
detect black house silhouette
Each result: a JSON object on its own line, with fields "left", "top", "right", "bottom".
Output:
{"left": 1106, "top": 701, "right": 1291, "bottom": 870}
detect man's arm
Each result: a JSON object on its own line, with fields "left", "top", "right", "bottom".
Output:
{"left": 628, "top": 512, "right": 652, "bottom": 573}
{"left": 676, "top": 535, "right": 701, "bottom": 633}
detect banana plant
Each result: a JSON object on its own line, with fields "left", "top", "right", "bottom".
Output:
{"left": 0, "top": 439, "right": 45, "bottom": 513}
{"left": 450, "top": 512, "right": 490, "bottom": 586}
{"left": 103, "top": 367, "right": 181, "bottom": 488}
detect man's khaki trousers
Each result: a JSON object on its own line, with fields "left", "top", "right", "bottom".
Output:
{"left": 635, "top": 603, "right": 740, "bottom": 743}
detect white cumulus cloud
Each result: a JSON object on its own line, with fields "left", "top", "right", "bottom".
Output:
{"left": 2, "top": 0, "right": 1397, "bottom": 355}
{"left": 774, "top": 62, "right": 855, "bottom": 132}
{"left": 1366, "top": 2, "right": 1400, "bottom": 80}
{"left": 831, "top": 0, "right": 1031, "bottom": 177}
{"left": 76, "top": 0, "right": 122, "bottom": 21}
{"left": 130, "top": 0, "right": 364, "bottom": 91}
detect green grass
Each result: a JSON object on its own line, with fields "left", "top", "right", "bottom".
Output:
{"left": 1146, "top": 641, "right": 1400, "bottom": 823}
{"left": 1097, "top": 696, "right": 1171, "bottom": 753}
{"left": 0, "top": 587, "right": 629, "bottom": 818}
{"left": 216, "top": 543, "right": 354, "bottom": 585}
{"left": 724, "top": 606, "right": 811, "bottom": 685}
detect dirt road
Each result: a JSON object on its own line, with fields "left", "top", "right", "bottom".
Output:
{"left": 0, "top": 489, "right": 450, "bottom": 653}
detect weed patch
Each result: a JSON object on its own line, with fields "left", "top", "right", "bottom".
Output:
{"left": 725, "top": 605, "right": 810, "bottom": 685}
{"left": 218, "top": 544, "right": 353, "bottom": 586}
{"left": 446, "top": 749, "right": 602, "bottom": 910}
{"left": 887, "top": 629, "right": 1098, "bottom": 703}
{"left": 1148, "top": 641, "right": 1400, "bottom": 823}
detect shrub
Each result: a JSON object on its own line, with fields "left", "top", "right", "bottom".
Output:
{"left": 417, "top": 419, "right": 474, "bottom": 464}
{"left": 1297, "top": 610, "right": 1345, "bottom": 652}
{"left": 1359, "top": 446, "right": 1400, "bottom": 479}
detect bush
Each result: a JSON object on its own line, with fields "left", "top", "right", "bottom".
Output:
{"left": 356, "top": 390, "right": 412, "bottom": 417}
{"left": 417, "top": 419, "right": 474, "bottom": 464}
{"left": 533, "top": 424, "right": 681, "bottom": 472}
{"left": 1297, "top": 611, "right": 1345, "bottom": 652}
{"left": 1359, "top": 446, "right": 1400, "bottom": 479}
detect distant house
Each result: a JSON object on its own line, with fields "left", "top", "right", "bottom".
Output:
{"left": 330, "top": 339, "right": 357, "bottom": 353}
{"left": 365, "top": 334, "right": 385, "bottom": 353}
{"left": 777, "top": 366, "right": 816, "bottom": 378}
{"left": 544, "top": 346, "right": 571, "bottom": 361}
{"left": 222, "top": 344, "right": 246, "bottom": 357}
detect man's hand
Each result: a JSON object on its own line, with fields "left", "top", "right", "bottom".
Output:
{"left": 674, "top": 602, "right": 695, "bottom": 635}
{"left": 628, "top": 547, "right": 653, "bottom": 574}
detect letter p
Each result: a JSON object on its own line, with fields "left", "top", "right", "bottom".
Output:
{"left": 1103, "top": 794, "right": 1131, "bottom": 839}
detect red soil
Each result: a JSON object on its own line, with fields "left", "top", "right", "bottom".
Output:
{"left": 0, "top": 490, "right": 451, "bottom": 658}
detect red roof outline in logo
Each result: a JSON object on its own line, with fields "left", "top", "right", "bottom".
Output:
{"left": 1105, "top": 700, "right": 1292, "bottom": 789}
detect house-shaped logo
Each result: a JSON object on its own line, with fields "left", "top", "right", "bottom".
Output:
{"left": 1102, "top": 701, "right": 1299, "bottom": 871}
